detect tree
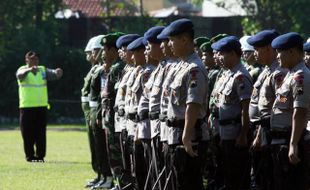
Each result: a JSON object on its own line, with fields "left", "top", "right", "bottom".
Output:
{"left": 240, "top": 0, "right": 310, "bottom": 36}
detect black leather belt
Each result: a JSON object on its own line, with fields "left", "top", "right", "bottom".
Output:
{"left": 138, "top": 111, "right": 149, "bottom": 121}
{"left": 127, "top": 113, "right": 137, "bottom": 121}
{"left": 166, "top": 119, "right": 185, "bottom": 128}
{"left": 219, "top": 117, "right": 241, "bottom": 126}
{"left": 159, "top": 113, "right": 167, "bottom": 122}
{"left": 250, "top": 116, "right": 270, "bottom": 128}
{"left": 113, "top": 106, "right": 118, "bottom": 112}
{"left": 166, "top": 118, "right": 204, "bottom": 129}
{"left": 127, "top": 112, "right": 149, "bottom": 122}
{"left": 149, "top": 111, "right": 160, "bottom": 120}
{"left": 118, "top": 109, "right": 125, "bottom": 117}
{"left": 270, "top": 130, "right": 290, "bottom": 139}
{"left": 210, "top": 112, "right": 219, "bottom": 119}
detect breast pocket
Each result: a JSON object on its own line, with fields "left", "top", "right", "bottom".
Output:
{"left": 222, "top": 82, "right": 235, "bottom": 104}
{"left": 170, "top": 81, "right": 182, "bottom": 105}
{"left": 274, "top": 90, "right": 291, "bottom": 110}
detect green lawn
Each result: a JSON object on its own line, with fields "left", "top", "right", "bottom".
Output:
{"left": 0, "top": 126, "right": 97, "bottom": 190}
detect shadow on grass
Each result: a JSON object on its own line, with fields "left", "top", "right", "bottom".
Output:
{"left": 0, "top": 126, "right": 87, "bottom": 132}
{"left": 45, "top": 160, "right": 90, "bottom": 165}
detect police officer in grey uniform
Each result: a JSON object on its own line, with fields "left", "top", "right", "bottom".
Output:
{"left": 114, "top": 34, "right": 140, "bottom": 186}
{"left": 304, "top": 41, "right": 310, "bottom": 68}
{"left": 126, "top": 36, "right": 155, "bottom": 190}
{"left": 136, "top": 26, "right": 168, "bottom": 189}
{"left": 270, "top": 32, "right": 310, "bottom": 190}
{"left": 211, "top": 36, "right": 253, "bottom": 190}
{"left": 83, "top": 35, "right": 102, "bottom": 188}
{"left": 164, "top": 18, "right": 209, "bottom": 190}
{"left": 205, "top": 34, "right": 229, "bottom": 190}
{"left": 247, "top": 29, "right": 284, "bottom": 190}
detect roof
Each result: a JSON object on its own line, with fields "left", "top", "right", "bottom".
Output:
{"left": 63, "top": 0, "right": 104, "bottom": 17}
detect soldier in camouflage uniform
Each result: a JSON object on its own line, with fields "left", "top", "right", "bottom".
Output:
{"left": 88, "top": 35, "right": 112, "bottom": 189}
{"left": 97, "top": 32, "right": 125, "bottom": 189}
{"left": 194, "top": 36, "right": 210, "bottom": 59}
{"left": 240, "top": 36, "right": 263, "bottom": 83}
{"left": 200, "top": 40, "right": 220, "bottom": 98}
{"left": 83, "top": 35, "right": 102, "bottom": 188}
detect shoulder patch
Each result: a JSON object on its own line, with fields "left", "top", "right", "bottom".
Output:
{"left": 143, "top": 72, "right": 151, "bottom": 83}
{"left": 190, "top": 68, "right": 199, "bottom": 79}
{"left": 274, "top": 73, "right": 284, "bottom": 85}
{"left": 294, "top": 73, "right": 304, "bottom": 85}
{"left": 236, "top": 74, "right": 244, "bottom": 82}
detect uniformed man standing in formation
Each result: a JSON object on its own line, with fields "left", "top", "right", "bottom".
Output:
{"left": 304, "top": 40, "right": 310, "bottom": 68}
{"left": 163, "top": 19, "right": 209, "bottom": 190}
{"left": 239, "top": 35, "right": 263, "bottom": 83}
{"left": 80, "top": 18, "right": 310, "bottom": 190}
{"left": 212, "top": 36, "right": 253, "bottom": 190}
{"left": 270, "top": 32, "right": 310, "bottom": 190}
{"left": 83, "top": 35, "right": 103, "bottom": 187}
{"left": 247, "top": 29, "right": 286, "bottom": 190}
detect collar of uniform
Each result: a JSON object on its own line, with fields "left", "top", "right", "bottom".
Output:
{"left": 269, "top": 60, "right": 279, "bottom": 72}
{"left": 160, "top": 59, "right": 167, "bottom": 66}
{"left": 143, "top": 63, "right": 156, "bottom": 70}
{"left": 183, "top": 52, "right": 199, "bottom": 64}
{"left": 229, "top": 61, "right": 243, "bottom": 74}
{"left": 291, "top": 61, "right": 306, "bottom": 72}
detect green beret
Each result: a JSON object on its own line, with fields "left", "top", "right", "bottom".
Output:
{"left": 210, "top": 33, "right": 229, "bottom": 43}
{"left": 101, "top": 32, "right": 125, "bottom": 46}
{"left": 200, "top": 41, "right": 212, "bottom": 52}
{"left": 194, "top": 37, "right": 210, "bottom": 48}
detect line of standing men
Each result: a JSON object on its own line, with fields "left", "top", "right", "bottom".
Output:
{"left": 81, "top": 18, "right": 310, "bottom": 190}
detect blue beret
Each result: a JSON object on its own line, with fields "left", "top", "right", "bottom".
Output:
{"left": 271, "top": 32, "right": 304, "bottom": 50}
{"left": 157, "top": 26, "right": 169, "bottom": 41}
{"left": 304, "top": 42, "right": 310, "bottom": 52}
{"left": 163, "top": 18, "right": 193, "bottom": 36}
{"left": 116, "top": 34, "right": 140, "bottom": 49}
{"left": 247, "top": 29, "right": 279, "bottom": 47}
{"left": 127, "top": 37, "right": 146, "bottom": 51}
{"left": 211, "top": 36, "right": 241, "bottom": 52}
{"left": 144, "top": 26, "right": 165, "bottom": 44}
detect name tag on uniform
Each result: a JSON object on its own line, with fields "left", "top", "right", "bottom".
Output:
{"left": 252, "top": 88, "right": 258, "bottom": 97}
{"left": 279, "top": 95, "right": 287, "bottom": 103}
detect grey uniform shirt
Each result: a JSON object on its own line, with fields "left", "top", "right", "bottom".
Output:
{"left": 132, "top": 64, "right": 155, "bottom": 139}
{"left": 167, "top": 53, "right": 209, "bottom": 145}
{"left": 249, "top": 62, "right": 286, "bottom": 121}
{"left": 258, "top": 63, "right": 288, "bottom": 118}
{"left": 218, "top": 62, "right": 253, "bottom": 140}
{"left": 114, "top": 64, "right": 134, "bottom": 132}
{"left": 271, "top": 62, "right": 310, "bottom": 135}
{"left": 208, "top": 68, "right": 229, "bottom": 134}
{"left": 160, "top": 60, "right": 180, "bottom": 142}
{"left": 125, "top": 66, "right": 142, "bottom": 136}
{"left": 148, "top": 60, "right": 173, "bottom": 138}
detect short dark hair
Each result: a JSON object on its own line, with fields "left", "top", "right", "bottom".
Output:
{"left": 25, "top": 51, "right": 39, "bottom": 59}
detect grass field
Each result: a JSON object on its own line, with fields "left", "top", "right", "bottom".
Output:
{"left": 0, "top": 125, "right": 98, "bottom": 190}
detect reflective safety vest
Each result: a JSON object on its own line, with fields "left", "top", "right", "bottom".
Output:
{"left": 17, "top": 65, "right": 48, "bottom": 108}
